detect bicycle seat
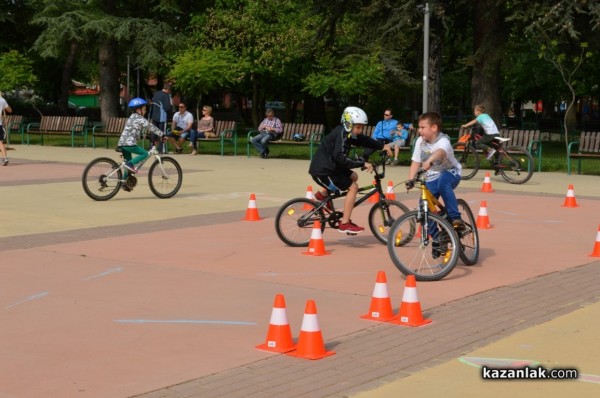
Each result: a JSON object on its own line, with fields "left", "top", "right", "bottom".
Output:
{"left": 493, "top": 136, "right": 510, "bottom": 143}
{"left": 115, "top": 146, "right": 123, "bottom": 153}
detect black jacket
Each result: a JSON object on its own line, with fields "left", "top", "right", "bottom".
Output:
{"left": 309, "top": 125, "right": 384, "bottom": 176}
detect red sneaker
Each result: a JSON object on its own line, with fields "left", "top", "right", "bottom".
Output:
{"left": 338, "top": 220, "right": 364, "bottom": 234}
{"left": 314, "top": 191, "right": 333, "bottom": 211}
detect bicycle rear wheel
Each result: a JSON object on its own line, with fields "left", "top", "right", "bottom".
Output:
{"left": 82, "top": 157, "right": 122, "bottom": 201}
{"left": 148, "top": 156, "right": 183, "bottom": 198}
{"left": 456, "top": 199, "right": 479, "bottom": 265}
{"left": 275, "top": 198, "right": 326, "bottom": 247}
{"left": 496, "top": 146, "right": 534, "bottom": 184}
{"left": 452, "top": 142, "right": 480, "bottom": 180}
{"left": 368, "top": 199, "right": 411, "bottom": 244}
{"left": 387, "top": 211, "right": 460, "bottom": 281}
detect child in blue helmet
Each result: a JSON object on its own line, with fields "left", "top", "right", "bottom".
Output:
{"left": 118, "top": 98, "right": 165, "bottom": 184}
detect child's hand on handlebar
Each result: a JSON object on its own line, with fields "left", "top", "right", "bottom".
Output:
{"left": 405, "top": 180, "right": 415, "bottom": 190}
{"left": 364, "top": 162, "right": 374, "bottom": 173}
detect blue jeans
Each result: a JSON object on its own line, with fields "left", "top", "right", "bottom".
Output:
{"left": 251, "top": 131, "right": 275, "bottom": 155}
{"left": 425, "top": 169, "right": 461, "bottom": 221}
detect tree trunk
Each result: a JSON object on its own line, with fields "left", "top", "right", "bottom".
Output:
{"left": 59, "top": 40, "right": 79, "bottom": 114}
{"left": 99, "top": 39, "right": 120, "bottom": 123}
{"left": 471, "top": 0, "right": 507, "bottom": 126}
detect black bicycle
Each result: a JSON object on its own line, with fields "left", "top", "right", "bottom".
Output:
{"left": 452, "top": 132, "right": 534, "bottom": 184}
{"left": 275, "top": 153, "right": 410, "bottom": 246}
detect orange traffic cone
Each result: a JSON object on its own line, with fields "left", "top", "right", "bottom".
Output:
{"left": 390, "top": 275, "right": 432, "bottom": 327}
{"left": 480, "top": 172, "right": 494, "bottom": 193}
{"left": 303, "top": 185, "right": 316, "bottom": 210}
{"left": 303, "top": 220, "right": 330, "bottom": 256}
{"left": 368, "top": 180, "right": 380, "bottom": 203}
{"left": 561, "top": 184, "right": 579, "bottom": 208}
{"left": 242, "top": 193, "right": 262, "bottom": 221}
{"left": 589, "top": 225, "right": 600, "bottom": 257}
{"left": 360, "top": 271, "right": 398, "bottom": 322}
{"left": 385, "top": 181, "right": 396, "bottom": 201}
{"left": 287, "top": 300, "right": 335, "bottom": 360}
{"left": 256, "top": 294, "right": 295, "bottom": 353}
{"left": 476, "top": 201, "right": 493, "bottom": 229}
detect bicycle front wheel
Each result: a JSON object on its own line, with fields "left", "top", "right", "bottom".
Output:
{"left": 148, "top": 156, "right": 183, "bottom": 198}
{"left": 452, "top": 142, "right": 480, "bottom": 180}
{"left": 82, "top": 157, "right": 122, "bottom": 201}
{"left": 456, "top": 199, "right": 479, "bottom": 265}
{"left": 275, "top": 198, "right": 326, "bottom": 247}
{"left": 387, "top": 211, "right": 460, "bottom": 281}
{"left": 497, "top": 146, "right": 534, "bottom": 184}
{"left": 368, "top": 199, "right": 411, "bottom": 244}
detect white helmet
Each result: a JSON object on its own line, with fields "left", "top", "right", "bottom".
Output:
{"left": 341, "top": 106, "right": 368, "bottom": 132}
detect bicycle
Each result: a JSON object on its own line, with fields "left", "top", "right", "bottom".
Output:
{"left": 82, "top": 145, "right": 183, "bottom": 201}
{"left": 387, "top": 168, "right": 480, "bottom": 281}
{"left": 452, "top": 132, "right": 534, "bottom": 184}
{"left": 275, "top": 152, "right": 410, "bottom": 246}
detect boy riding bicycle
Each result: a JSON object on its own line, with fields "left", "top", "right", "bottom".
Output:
{"left": 407, "top": 112, "right": 464, "bottom": 231}
{"left": 118, "top": 98, "right": 166, "bottom": 191}
{"left": 309, "top": 106, "right": 392, "bottom": 234}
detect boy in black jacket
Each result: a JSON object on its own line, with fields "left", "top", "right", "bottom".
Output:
{"left": 309, "top": 106, "right": 391, "bottom": 234}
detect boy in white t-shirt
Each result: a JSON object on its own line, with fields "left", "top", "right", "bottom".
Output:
{"left": 461, "top": 104, "right": 500, "bottom": 159}
{"left": 407, "top": 112, "right": 464, "bottom": 231}
{"left": 0, "top": 94, "right": 12, "bottom": 166}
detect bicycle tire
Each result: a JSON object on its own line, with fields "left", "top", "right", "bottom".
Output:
{"left": 148, "top": 156, "right": 183, "bottom": 198}
{"left": 82, "top": 157, "right": 122, "bottom": 201}
{"left": 497, "top": 146, "right": 534, "bottom": 184}
{"left": 452, "top": 142, "right": 480, "bottom": 180}
{"left": 387, "top": 211, "right": 460, "bottom": 281}
{"left": 368, "top": 199, "right": 411, "bottom": 244}
{"left": 275, "top": 198, "right": 326, "bottom": 247}
{"left": 456, "top": 199, "right": 479, "bottom": 265}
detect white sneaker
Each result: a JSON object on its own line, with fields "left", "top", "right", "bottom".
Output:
{"left": 486, "top": 149, "right": 496, "bottom": 160}
{"left": 2, "top": 158, "right": 8, "bottom": 166}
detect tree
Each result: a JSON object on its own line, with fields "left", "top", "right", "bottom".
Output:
{"left": 0, "top": 50, "right": 38, "bottom": 92}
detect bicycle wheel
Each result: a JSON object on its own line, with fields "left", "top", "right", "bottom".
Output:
{"left": 496, "top": 146, "right": 534, "bottom": 184}
{"left": 275, "top": 198, "right": 326, "bottom": 247}
{"left": 148, "top": 156, "right": 183, "bottom": 198}
{"left": 82, "top": 157, "right": 122, "bottom": 201}
{"left": 368, "top": 199, "right": 411, "bottom": 244}
{"left": 456, "top": 199, "right": 479, "bottom": 265}
{"left": 452, "top": 142, "right": 480, "bottom": 180}
{"left": 387, "top": 211, "right": 460, "bottom": 281}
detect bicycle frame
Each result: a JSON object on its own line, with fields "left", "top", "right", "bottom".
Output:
{"left": 110, "top": 146, "right": 169, "bottom": 181}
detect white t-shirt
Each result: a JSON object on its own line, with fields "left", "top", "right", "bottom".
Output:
{"left": 0, "top": 97, "right": 9, "bottom": 126}
{"left": 476, "top": 113, "right": 499, "bottom": 135}
{"left": 411, "top": 133, "right": 461, "bottom": 181}
{"left": 173, "top": 111, "right": 193, "bottom": 130}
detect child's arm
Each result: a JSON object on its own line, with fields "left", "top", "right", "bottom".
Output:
{"left": 461, "top": 118, "right": 477, "bottom": 128}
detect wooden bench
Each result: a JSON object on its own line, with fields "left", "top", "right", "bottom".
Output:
{"left": 457, "top": 127, "right": 543, "bottom": 172}
{"left": 246, "top": 123, "right": 325, "bottom": 159}
{"left": 91, "top": 117, "right": 129, "bottom": 148}
{"left": 194, "top": 120, "right": 238, "bottom": 156}
{"left": 567, "top": 131, "right": 600, "bottom": 175}
{"left": 26, "top": 116, "right": 88, "bottom": 147}
{"left": 2, "top": 114, "right": 25, "bottom": 145}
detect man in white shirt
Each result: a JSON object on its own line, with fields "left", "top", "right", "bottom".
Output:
{"left": 167, "top": 101, "right": 194, "bottom": 154}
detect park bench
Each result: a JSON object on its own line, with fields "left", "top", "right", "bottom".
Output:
{"left": 457, "top": 127, "right": 543, "bottom": 172}
{"left": 26, "top": 116, "right": 88, "bottom": 147}
{"left": 246, "top": 123, "right": 325, "bottom": 159}
{"left": 194, "top": 120, "right": 238, "bottom": 156}
{"left": 91, "top": 117, "right": 129, "bottom": 148}
{"left": 567, "top": 131, "right": 600, "bottom": 175}
{"left": 2, "top": 114, "right": 25, "bottom": 145}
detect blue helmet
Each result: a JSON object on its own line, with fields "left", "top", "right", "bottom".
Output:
{"left": 128, "top": 98, "right": 147, "bottom": 109}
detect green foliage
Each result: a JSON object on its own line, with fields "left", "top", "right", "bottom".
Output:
{"left": 0, "top": 50, "right": 38, "bottom": 92}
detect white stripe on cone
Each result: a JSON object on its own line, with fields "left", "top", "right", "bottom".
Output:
{"left": 310, "top": 227, "right": 323, "bottom": 240}
{"left": 248, "top": 200, "right": 257, "bottom": 208}
{"left": 478, "top": 206, "right": 488, "bottom": 216}
{"left": 269, "top": 307, "right": 289, "bottom": 326}
{"left": 372, "top": 282, "right": 390, "bottom": 298}
{"left": 595, "top": 230, "right": 600, "bottom": 241}
{"left": 305, "top": 190, "right": 315, "bottom": 200}
{"left": 300, "top": 313, "right": 320, "bottom": 332}
{"left": 484, "top": 175, "right": 491, "bottom": 183}
{"left": 401, "top": 287, "right": 419, "bottom": 303}
{"left": 566, "top": 189, "right": 575, "bottom": 197}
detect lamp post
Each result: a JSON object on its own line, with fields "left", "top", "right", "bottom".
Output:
{"left": 422, "top": 2, "right": 430, "bottom": 113}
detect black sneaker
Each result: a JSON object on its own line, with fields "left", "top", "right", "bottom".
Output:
{"left": 314, "top": 191, "right": 333, "bottom": 211}
{"left": 431, "top": 241, "right": 446, "bottom": 259}
{"left": 452, "top": 218, "right": 466, "bottom": 231}
{"left": 175, "top": 147, "right": 183, "bottom": 154}
{"left": 123, "top": 161, "right": 138, "bottom": 174}
{"left": 121, "top": 185, "right": 132, "bottom": 192}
